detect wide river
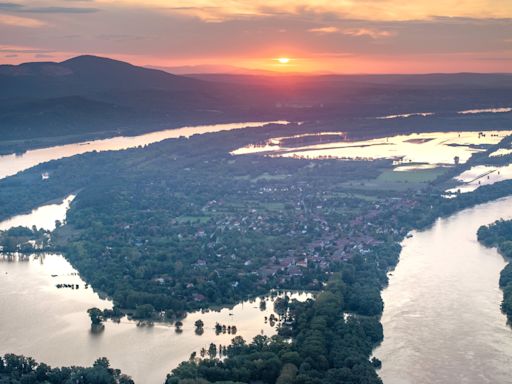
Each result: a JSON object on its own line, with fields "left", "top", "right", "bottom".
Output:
{"left": 375, "top": 195, "right": 512, "bottom": 384}
{"left": 0, "top": 120, "right": 287, "bottom": 180}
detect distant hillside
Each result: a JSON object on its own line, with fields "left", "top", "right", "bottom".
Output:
{"left": 0, "top": 56, "right": 263, "bottom": 141}
{"left": 1, "top": 55, "right": 512, "bottom": 143}
{"left": 0, "top": 55, "right": 206, "bottom": 98}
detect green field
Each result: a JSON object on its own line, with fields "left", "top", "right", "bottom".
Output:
{"left": 341, "top": 167, "right": 448, "bottom": 191}
{"left": 377, "top": 168, "right": 447, "bottom": 183}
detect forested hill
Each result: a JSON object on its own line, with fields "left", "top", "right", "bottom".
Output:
{"left": 0, "top": 55, "right": 206, "bottom": 98}
{"left": 0, "top": 55, "right": 256, "bottom": 141}
{"left": 1, "top": 55, "right": 512, "bottom": 144}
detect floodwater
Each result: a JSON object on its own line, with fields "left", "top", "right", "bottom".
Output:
{"left": 374, "top": 196, "right": 512, "bottom": 384}
{"left": 0, "top": 195, "right": 75, "bottom": 231}
{"left": 0, "top": 121, "right": 288, "bottom": 180}
{"left": 233, "top": 130, "right": 511, "bottom": 166}
{"left": 490, "top": 148, "right": 512, "bottom": 157}
{"left": 376, "top": 112, "right": 434, "bottom": 119}
{"left": 0, "top": 200, "right": 310, "bottom": 384}
{"left": 446, "top": 164, "right": 512, "bottom": 194}
{"left": 458, "top": 107, "right": 512, "bottom": 115}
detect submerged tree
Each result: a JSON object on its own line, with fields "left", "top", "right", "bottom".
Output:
{"left": 87, "top": 307, "right": 104, "bottom": 325}
{"left": 194, "top": 319, "right": 204, "bottom": 335}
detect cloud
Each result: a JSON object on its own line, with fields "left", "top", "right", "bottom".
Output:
{"left": 0, "top": 1, "right": 511, "bottom": 73}
{"left": 342, "top": 28, "right": 394, "bottom": 38}
{"left": 308, "top": 26, "right": 339, "bottom": 34}
{"left": 98, "top": 0, "right": 512, "bottom": 22}
{"left": 0, "top": 44, "right": 55, "bottom": 54}
{"left": 0, "top": 13, "right": 45, "bottom": 27}
{"left": 309, "top": 26, "right": 394, "bottom": 38}
{"left": 0, "top": 2, "right": 99, "bottom": 14}
{"left": 18, "top": 6, "right": 99, "bottom": 13}
{"left": 0, "top": 2, "right": 22, "bottom": 10}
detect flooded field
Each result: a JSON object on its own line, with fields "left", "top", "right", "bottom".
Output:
{"left": 490, "top": 147, "right": 512, "bottom": 157}
{"left": 233, "top": 130, "right": 511, "bottom": 166}
{"left": 0, "top": 195, "right": 75, "bottom": 231}
{"left": 0, "top": 121, "right": 288, "bottom": 180}
{"left": 0, "top": 251, "right": 310, "bottom": 384}
{"left": 0, "top": 197, "right": 311, "bottom": 383}
{"left": 446, "top": 164, "right": 512, "bottom": 194}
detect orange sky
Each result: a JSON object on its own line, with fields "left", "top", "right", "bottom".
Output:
{"left": 1, "top": 0, "right": 511, "bottom": 73}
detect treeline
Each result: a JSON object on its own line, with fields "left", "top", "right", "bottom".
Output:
{"left": 0, "top": 354, "right": 133, "bottom": 384}
{"left": 166, "top": 275, "right": 383, "bottom": 384}
{"left": 0, "top": 226, "right": 49, "bottom": 252}
{"left": 478, "top": 219, "right": 512, "bottom": 321}
{"left": 399, "top": 180, "right": 512, "bottom": 230}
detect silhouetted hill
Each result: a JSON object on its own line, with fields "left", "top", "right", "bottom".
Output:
{"left": 0, "top": 56, "right": 257, "bottom": 141}
{"left": 1, "top": 55, "right": 511, "bottom": 144}
{"left": 0, "top": 55, "right": 207, "bottom": 99}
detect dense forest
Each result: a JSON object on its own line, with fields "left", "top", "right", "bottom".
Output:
{"left": 167, "top": 276, "right": 383, "bottom": 384}
{"left": 478, "top": 219, "right": 512, "bottom": 321}
{"left": 0, "top": 355, "right": 133, "bottom": 384}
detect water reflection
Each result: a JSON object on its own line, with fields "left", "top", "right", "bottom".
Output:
{"left": 376, "top": 112, "right": 434, "bottom": 119}
{"left": 374, "top": 196, "right": 512, "bottom": 384}
{"left": 234, "top": 131, "right": 511, "bottom": 166}
{"left": 458, "top": 107, "right": 512, "bottom": 115}
{"left": 0, "top": 193, "right": 312, "bottom": 384}
{"left": 0, "top": 195, "right": 75, "bottom": 231}
{"left": 490, "top": 148, "right": 512, "bottom": 157}
{"left": 0, "top": 252, "right": 310, "bottom": 384}
{"left": 0, "top": 121, "right": 288, "bottom": 180}
{"left": 446, "top": 164, "right": 512, "bottom": 194}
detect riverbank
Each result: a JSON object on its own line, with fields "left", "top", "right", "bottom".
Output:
{"left": 0, "top": 118, "right": 294, "bottom": 157}
{"left": 478, "top": 219, "right": 512, "bottom": 322}
{"left": 0, "top": 251, "right": 311, "bottom": 384}
{"left": 0, "top": 120, "right": 290, "bottom": 180}
{"left": 375, "top": 195, "right": 512, "bottom": 384}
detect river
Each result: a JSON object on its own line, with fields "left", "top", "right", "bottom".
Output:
{"left": 3, "top": 121, "right": 512, "bottom": 383}
{"left": 0, "top": 201, "right": 310, "bottom": 384}
{"left": 375, "top": 195, "right": 512, "bottom": 384}
{"left": 0, "top": 120, "right": 288, "bottom": 180}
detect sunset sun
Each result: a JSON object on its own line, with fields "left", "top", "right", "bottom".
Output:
{"left": 277, "top": 57, "right": 290, "bottom": 64}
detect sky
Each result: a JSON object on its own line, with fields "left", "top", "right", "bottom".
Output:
{"left": 0, "top": 0, "right": 511, "bottom": 73}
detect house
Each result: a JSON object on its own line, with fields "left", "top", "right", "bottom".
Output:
{"left": 193, "top": 293, "right": 206, "bottom": 302}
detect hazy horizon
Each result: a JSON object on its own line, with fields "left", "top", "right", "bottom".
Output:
{"left": 1, "top": 0, "right": 512, "bottom": 74}
{"left": 3, "top": 54, "right": 512, "bottom": 76}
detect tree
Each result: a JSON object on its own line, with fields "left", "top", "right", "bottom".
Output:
{"left": 207, "top": 343, "right": 217, "bottom": 359}
{"left": 194, "top": 319, "right": 204, "bottom": 335}
{"left": 276, "top": 363, "right": 298, "bottom": 384}
{"left": 134, "top": 304, "right": 155, "bottom": 319}
{"left": 93, "top": 357, "right": 110, "bottom": 369}
{"left": 87, "top": 307, "right": 104, "bottom": 326}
